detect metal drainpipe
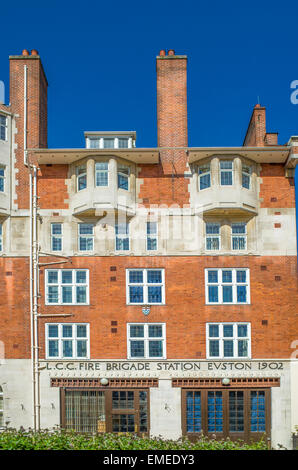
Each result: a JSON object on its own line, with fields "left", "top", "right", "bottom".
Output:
{"left": 32, "top": 165, "right": 40, "bottom": 430}
{"left": 24, "top": 63, "right": 38, "bottom": 431}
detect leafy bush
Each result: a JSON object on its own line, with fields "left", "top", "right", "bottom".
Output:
{"left": 0, "top": 428, "right": 268, "bottom": 450}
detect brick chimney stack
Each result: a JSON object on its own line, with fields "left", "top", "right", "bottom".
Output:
{"left": 9, "top": 49, "right": 48, "bottom": 208}
{"left": 156, "top": 50, "right": 188, "bottom": 174}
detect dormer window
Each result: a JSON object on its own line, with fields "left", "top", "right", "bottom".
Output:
{"left": 85, "top": 132, "right": 136, "bottom": 149}
{"left": 103, "top": 138, "right": 114, "bottom": 149}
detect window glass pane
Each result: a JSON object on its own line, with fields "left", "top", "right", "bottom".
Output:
{"left": 200, "top": 173, "right": 210, "bottom": 190}
{"left": 129, "top": 286, "right": 143, "bottom": 303}
{"left": 79, "top": 224, "right": 93, "bottom": 234}
{"left": 147, "top": 270, "right": 162, "bottom": 284}
{"left": 237, "top": 271, "right": 246, "bottom": 283}
{"left": 208, "top": 271, "right": 218, "bottom": 283}
{"left": 103, "top": 138, "right": 114, "bottom": 148}
{"left": 62, "top": 325, "right": 73, "bottom": 337}
{"left": 62, "top": 271, "right": 73, "bottom": 284}
{"left": 118, "top": 138, "right": 129, "bottom": 148}
{"left": 76, "top": 286, "right": 87, "bottom": 303}
{"left": 148, "top": 325, "right": 163, "bottom": 337}
{"left": 130, "top": 340, "right": 144, "bottom": 358}
{"left": 76, "top": 271, "right": 86, "bottom": 284}
{"left": 222, "top": 270, "right": 232, "bottom": 283}
{"left": 147, "top": 222, "right": 157, "bottom": 234}
{"left": 223, "top": 340, "right": 234, "bottom": 357}
{"left": 48, "top": 340, "right": 59, "bottom": 357}
{"left": 206, "top": 223, "right": 219, "bottom": 234}
{"left": 77, "top": 325, "right": 87, "bottom": 338}
{"left": 220, "top": 161, "right": 233, "bottom": 169}
{"left": 229, "top": 391, "right": 244, "bottom": 432}
{"left": 62, "top": 286, "right": 72, "bottom": 303}
{"left": 238, "top": 325, "right": 248, "bottom": 337}
{"left": 62, "top": 340, "right": 73, "bottom": 357}
{"left": 116, "top": 237, "right": 129, "bottom": 251}
{"left": 222, "top": 285, "right": 233, "bottom": 303}
{"left": 48, "top": 286, "right": 58, "bottom": 303}
{"left": 148, "top": 286, "right": 162, "bottom": 303}
{"left": 48, "top": 325, "right": 58, "bottom": 337}
{"left": 232, "top": 223, "right": 246, "bottom": 234}
{"left": 238, "top": 340, "right": 248, "bottom": 357}
{"left": 208, "top": 285, "right": 218, "bottom": 303}
{"left": 206, "top": 237, "right": 219, "bottom": 250}
{"left": 221, "top": 170, "right": 232, "bottom": 186}
{"left": 77, "top": 340, "right": 87, "bottom": 357}
{"left": 52, "top": 237, "right": 62, "bottom": 251}
{"left": 209, "top": 340, "right": 219, "bottom": 357}
{"left": 250, "top": 391, "right": 266, "bottom": 432}
{"left": 148, "top": 340, "right": 163, "bottom": 357}
{"left": 129, "top": 271, "right": 143, "bottom": 283}
{"left": 237, "top": 286, "right": 247, "bottom": 303}
{"left": 147, "top": 237, "right": 157, "bottom": 250}
{"left": 130, "top": 325, "right": 144, "bottom": 337}
{"left": 209, "top": 324, "right": 219, "bottom": 337}
{"left": 52, "top": 224, "right": 62, "bottom": 235}
{"left": 186, "top": 391, "right": 201, "bottom": 433}
{"left": 207, "top": 391, "right": 223, "bottom": 432}
{"left": 223, "top": 325, "right": 233, "bottom": 337}
{"left": 89, "top": 138, "right": 100, "bottom": 149}
{"left": 48, "top": 271, "right": 58, "bottom": 284}
{"left": 79, "top": 237, "right": 93, "bottom": 251}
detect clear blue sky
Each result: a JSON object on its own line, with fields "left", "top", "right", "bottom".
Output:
{"left": 0, "top": 0, "right": 297, "bottom": 204}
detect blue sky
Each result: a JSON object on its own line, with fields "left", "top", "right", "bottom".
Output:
{"left": 0, "top": 0, "right": 297, "bottom": 197}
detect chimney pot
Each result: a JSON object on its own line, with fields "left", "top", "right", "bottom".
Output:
{"left": 22, "top": 49, "right": 29, "bottom": 56}
{"left": 31, "top": 49, "right": 39, "bottom": 56}
{"left": 168, "top": 49, "right": 175, "bottom": 56}
{"left": 159, "top": 50, "right": 166, "bottom": 57}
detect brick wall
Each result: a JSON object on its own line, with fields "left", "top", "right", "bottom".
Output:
{"left": 9, "top": 50, "right": 48, "bottom": 209}
{"left": 1, "top": 256, "right": 296, "bottom": 360}
{"left": 259, "top": 163, "right": 296, "bottom": 208}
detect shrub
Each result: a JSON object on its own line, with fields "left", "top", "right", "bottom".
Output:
{"left": 0, "top": 428, "right": 268, "bottom": 450}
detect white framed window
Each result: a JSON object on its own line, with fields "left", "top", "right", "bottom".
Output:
{"left": 0, "top": 386, "right": 3, "bottom": 427}
{"left": 220, "top": 160, "right": 233, "bottom": 186}
{"left": 51, "top": 223, "right": 62, "bottom": 252}
{"left": 117, "top": 164, "right": 130, "bottom": 190}
{"left": 205, "top": 223, "right": 220, "bottom": 251}
{"left": 78, "top": 224, "right": 94, "bottom": 251}
{"left": 0, "top": 166, "right": 5, "bottom": 193}
{"left": 76, "top": 164, "right": 87, "bottom": 191}
{"left": 206, "top": 323, "right": 251, "bottom": 359}
{"left": 89, "top": 138, "right": 100, "bottom": 149}
{"left": 126, "top": 269, "right": 165, "bottom": 305}
{"left": 0, "top": 223, "right": 2, "bottom": 252}
{"left": 147, "top": 221, "right": 158, "bottom": 251}
{"left": 45, "top": 269, "right": 89, "bottom": 305}
{"left": 231, "top": 223, "right": 247, "bottom": 250}
{"left": 46, "top": 323, "right": 90, "bottom": 359}
{"left": 205, "top": 268, "right": 250, "bottom": 304}
{"left": 118, "top": 138, "right": 129, "bottom": 148}
{"left": 127, "top": 323, "right": 166, "bottom": 359}
{"left": 95, "top": 162, "right": 108, "bottom": 187}
{"left": 115, "top": 223, "right": 129, "bottom": 251}
{"left": 242, "top": 164, "right": 251, "bottom": 189}
{"left": 0, "top": 116, "right": 7, "bottom": 141}
{"left": 198, "top": 164, "right": 211, "bottom": 190}
{"left": 103, "top": 138, "right": 114, "bottom": 149}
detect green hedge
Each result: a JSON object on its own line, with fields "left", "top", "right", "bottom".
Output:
{"left": 0, "top": 429, "right": 268, "bottom": 450}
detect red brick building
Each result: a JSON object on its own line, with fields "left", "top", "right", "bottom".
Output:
{"left": 0, "top": 48, "right": 297, "bottom": 448}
